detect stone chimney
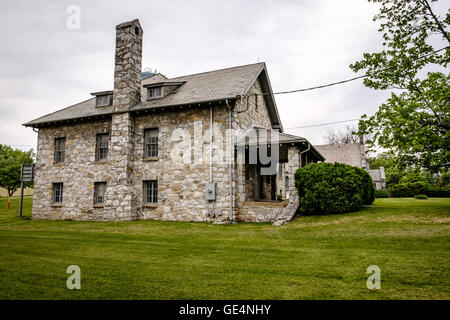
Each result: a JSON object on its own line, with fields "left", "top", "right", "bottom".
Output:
{"left": 105, "top": 19, "right": 143, "bottom": 220}
{"left": 113, "top": 19, "right": 143, "bottom": 112}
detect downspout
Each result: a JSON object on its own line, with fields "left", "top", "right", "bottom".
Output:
{"left": 209, "top": 106, "right": 213, "bottom": 183}
{"left": 226, "top": 99, "right": 233, "bottom": 223}
{"left": 208, "top": 105, "right": 213, "bottom": 218}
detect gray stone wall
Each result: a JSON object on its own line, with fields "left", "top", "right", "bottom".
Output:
{"left": 32, "top": 120, "right": 122, "bottom": 221}
{"left": 32, "top": 103, "right": 243, "bottom": 222}
{"left": 132, "top": 104, "right": 234, "bottom": 222}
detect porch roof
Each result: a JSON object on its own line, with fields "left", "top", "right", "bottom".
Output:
{"left": 236, "top": 126, "right": 325, "bottom": 161}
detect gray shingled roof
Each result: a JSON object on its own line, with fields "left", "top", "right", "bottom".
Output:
{"left": 24, "top": 98, "right": 112, "bottom": 126}
{"left": 136, "top": 63, "right": 265, "bottom": 110}
{"left": 24, "top": 62, "right": 282, "bottom": 129}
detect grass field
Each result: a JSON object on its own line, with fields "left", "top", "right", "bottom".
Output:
{"left": 0, "top": 196, "right": 449, "bottom": 300}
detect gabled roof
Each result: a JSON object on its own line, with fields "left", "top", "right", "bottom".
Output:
{"left": 23, "top": 62, "right": 282, "bottom": 130}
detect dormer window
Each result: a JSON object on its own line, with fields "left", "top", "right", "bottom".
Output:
{"left": 91, "top": 91, "right": 113, "bottom": 107}
{"left": 143, "top": 81, "right": 186, "bottom": 101}
{"left": 96, "top": 95, "right": 112, "bottom": 107}
{"left": 147, "top": 87, "right": 162, "bottom": 99}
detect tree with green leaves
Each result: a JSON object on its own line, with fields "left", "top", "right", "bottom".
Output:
{"left": 350, "top": 0, "right": 449, "bottom": 174}
{"left": 0, "top": 144, "right": 34, "bottom": 208}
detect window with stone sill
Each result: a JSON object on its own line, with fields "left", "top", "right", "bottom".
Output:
{"left": 143, "top": 180, "right": 158, "bottom": 204}
{"left": 52, "top": 183, "right": 63, "bottom": 203}
{"left": 94, "top": 182, "right": 107, "bottom": 205}
{"left": 144, "top": 128, "right": 158, "bottom": 158}
{"left": 147, "top": 87, "right": 162, "bottom": 99}
{"left": 54, "top": 137, "right": 66, "bottom": 163}
{"left": 95, "top": 133, "right": 110, "bottom": 161}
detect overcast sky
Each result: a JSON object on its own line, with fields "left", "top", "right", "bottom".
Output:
{"left": 0, "top": 0, "right": 446, "bottom": 151}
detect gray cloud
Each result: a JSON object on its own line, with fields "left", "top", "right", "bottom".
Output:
{"left": 0, "top": 0, "right": 445, "bottom": 150}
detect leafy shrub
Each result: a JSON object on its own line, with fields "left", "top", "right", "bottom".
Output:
{"left": 375, "top": 190, "right": 389, "bottom": 198}
{"left": 424, "top": 186, "right": 450, "bottom": 198}
{"left": 389, "top": 181, "right": 427, "bottom": 197}
{"left": 354, "top": 167, "right": 375, "bottom": 205}
{"left": 295, "top": 162, "right": 373, "bottom": 215}
{"left": 414, "top": 194, "right": 428, "bottom": 199}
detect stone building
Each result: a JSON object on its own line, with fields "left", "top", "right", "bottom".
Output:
{"left": 24, "top": 19, "right": 324, "bottom": 224}
{"left": 314, "top": 143, "right": 386, "bottom": 190}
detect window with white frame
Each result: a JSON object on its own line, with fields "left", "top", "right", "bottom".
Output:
{"left": 94, "top": 182, "right": 107, "bottom": 205}
{"left": 95, "top": 133, "right": 110, "bottom": 161}
{"left": 96, "top": 95, "right": 112, "bottom": 107}
{"left": 53, "top": 183, "right": 63, "bottom": 203}
{"left": 147, "top": 87, "right": 162, "bottom": 99}
{"left": 143, "top": 180, "right": 158, "bottom": 204}
{"left": 144, "top": 128, "right": 159, "bottom": 158}
{"left": 54, "top": 137, "right": 66, "bottom": 163}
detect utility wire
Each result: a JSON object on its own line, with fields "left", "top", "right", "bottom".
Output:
{"left": 285, "top": 118, "right": 361, "bottom": 130}
{"left": 252, "top": 46, "right": 449, "bottom": 97}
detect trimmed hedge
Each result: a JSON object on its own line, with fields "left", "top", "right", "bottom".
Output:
{"left": 388, "top": 182, "right": 450, "bottom": 198}
{"left": 375, "top": 190, "right": 389, "bottom": 198}
{"left": 424, "top": 186, "right": 450, "bottom": 198}
{"left": 295, "top": 162, "right": 375, "bottom": 215}
{"left": 389, "top": 182, "right": 427, "bottom": 197}
{"left": 414, "top": 194, "right": 428, "bottom": 199}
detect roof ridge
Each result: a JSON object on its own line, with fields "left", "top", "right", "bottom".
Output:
{"left": 169, "top": 62, "right": 265, "bottom": 80}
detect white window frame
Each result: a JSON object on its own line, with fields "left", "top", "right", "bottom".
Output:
{"left": 94, "top": 182, "right": 107, "bottom": 205}
{"left": 143, "top": 180, "right": 158, "bottom": 204}
{"left": 144, "top": 128, "right": 159, "bottom": 158}
{"left": 53, "top": 183, "right": 63, "bottom": 203}
{"left": 95, "top": 133, "right": 110, "bottom": 161}
{"left": 147, "top": 87, "right": 163, "bottom": 100}
{"left": 96, "top": 95, "right": 112, "bottom": 107}
{"left": 54, "top": 137, "right": 66, "bottom": 163}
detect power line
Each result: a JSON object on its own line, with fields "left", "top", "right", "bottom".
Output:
{"left": 285, "top": 118, "right": 361, "bottom": 130}
{"left": 253, "top": 46, "right": 449, "bottom": 97}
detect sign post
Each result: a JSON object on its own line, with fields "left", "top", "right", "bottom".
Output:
{"left": 19, "top": 164, "right": 34, "bottom": 217}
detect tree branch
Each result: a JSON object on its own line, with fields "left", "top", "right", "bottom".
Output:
{"left": 421, "top": 0, "right": 450, "bottom": 45}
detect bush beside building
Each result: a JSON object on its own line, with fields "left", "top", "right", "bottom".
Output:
{"left": 295, "top": 162, "right": 374, "bottom": 215}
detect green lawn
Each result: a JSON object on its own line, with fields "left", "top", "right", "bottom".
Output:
{"left": 0, "top": 196, "right": 449, "bottom": 300}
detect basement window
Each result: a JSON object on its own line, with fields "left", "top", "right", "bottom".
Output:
{"left": 147, "top": 87, "right": 162, "bottom": 100}
{"left": 96, "top": 94, "right": 112, "bottom": 107}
